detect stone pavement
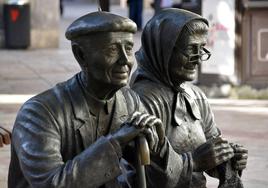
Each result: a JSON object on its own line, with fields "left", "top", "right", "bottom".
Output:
{"left": 1, "top": 2, "right": 268, "bottom": 188}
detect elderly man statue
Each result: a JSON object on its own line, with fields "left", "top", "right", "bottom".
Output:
{"left": 8, "top": 12, "right": 164, "bottom": 188}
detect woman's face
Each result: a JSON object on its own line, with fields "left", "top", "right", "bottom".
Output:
{"left": 169, "top": 32, "right": 208, "bottom": 86}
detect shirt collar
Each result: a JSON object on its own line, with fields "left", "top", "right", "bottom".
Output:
{"left": 86, "top": 93, "right": 114, "bottom": 116}
{"left": 79, "top": 75, "right": 115, "bottom": 116}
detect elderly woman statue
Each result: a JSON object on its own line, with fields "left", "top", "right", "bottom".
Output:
{"left": 131, "top": 8, "right": 248, "bottom": 188}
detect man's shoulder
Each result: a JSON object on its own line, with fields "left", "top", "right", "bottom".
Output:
{"left": 119, "top": 86, "right": 139, "bottom": 103}
{"left": 119, "top": 86, "right": 138, "bottom": 99}
{"left": 118, "top": 86, "right": 145, "bottom": 112}
{"left": 21, "top": 74, "right": 82, "bottom": 115}
{"left": 31, "top": 75, "right": 78, "bottom": 103}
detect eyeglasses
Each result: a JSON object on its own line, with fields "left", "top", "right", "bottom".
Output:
{"left": 177, "top": 46, "right": 211, "bottom": 63}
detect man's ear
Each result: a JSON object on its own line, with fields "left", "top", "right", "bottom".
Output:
{"left": 72, "top": 42, "right": 86, "bottom": 68}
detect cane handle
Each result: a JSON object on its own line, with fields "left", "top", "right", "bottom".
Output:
{"left": 137, "top": 136, "right": 150, "bottom": 165}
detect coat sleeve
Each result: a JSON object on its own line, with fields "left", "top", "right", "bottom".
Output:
{"left": 12, "top": 99, "right": 122, "bottom": 188}
{"left": 146, "top": 139, "right": 193, "bottom": 188}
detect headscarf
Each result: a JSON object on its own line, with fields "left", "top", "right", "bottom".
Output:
{"left": 132, "top": 8, "right": 208, "bottom": 90}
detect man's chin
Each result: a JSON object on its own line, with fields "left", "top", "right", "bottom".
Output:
{"left": 111, "top": 80, "right": 128, "bottom": 88}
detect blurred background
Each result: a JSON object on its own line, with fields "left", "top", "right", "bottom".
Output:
{"left": 0, "top": 0, "right": 268, "bottom": 187}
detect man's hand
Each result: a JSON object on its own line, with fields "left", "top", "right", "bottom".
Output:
{"left": 111, "top": 112, "right": 164, "bottom": 151}
{"left": 192, "top": 137, "right": 234, "bottom": 172}
{"left": 130, "top": 112, "right": 164, "bottom": 152}
{"left": 130, "top": 112, "right": 165, "bottom": 152}
{"left": 230, "top": 143, "right": 248, "bottom": 171}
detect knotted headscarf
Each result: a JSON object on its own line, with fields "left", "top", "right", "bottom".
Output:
{"left": 132, "top": 8, "right": 208, "bottom": 90}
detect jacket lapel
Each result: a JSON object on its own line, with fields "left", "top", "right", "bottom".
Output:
{"left": 109, "top": 90, "right": 129, "bottom": 134}
{"left": 67, "top": 74, "right": 94, "bottom": 149}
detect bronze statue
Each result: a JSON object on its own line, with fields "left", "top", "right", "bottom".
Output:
{"left": 131, "top": 8, "right": 248, "bottom": 187}
{"left": 8, "top": 12, "right": 164, "bottom": 188}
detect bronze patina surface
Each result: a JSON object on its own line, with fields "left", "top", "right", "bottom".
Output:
{"left": 8, "top": 11, "right": 164, "bottom": 188}
{"left": 131, "top": 8, "right": 248, "bottom": 188}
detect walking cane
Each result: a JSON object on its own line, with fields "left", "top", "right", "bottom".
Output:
{"left": 136, "top": 136, "right": 150, "bottom": 188}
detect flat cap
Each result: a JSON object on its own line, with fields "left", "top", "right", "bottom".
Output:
{"left": 65, "top": 11, "right": 137, "bottom": 40}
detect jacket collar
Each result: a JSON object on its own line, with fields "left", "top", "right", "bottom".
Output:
{"left": 67, "top": 73, "right": 90, "bottom": 127}
{"left": 66, "top": 73, "right": 129, "bottom": 148}
{"left": 66, "top": 73, "right": 93, "bottom": 148}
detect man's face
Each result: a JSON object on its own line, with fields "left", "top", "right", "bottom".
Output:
{"left": 81, "top": 32, "right": 134, "bottom": 88}
{"left": 169, "top": 32, "right": 208, "bottom": 86}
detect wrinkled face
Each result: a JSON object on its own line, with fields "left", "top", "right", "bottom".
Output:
{"left": 169, "top": 32, "right": 208, "bottom": 86}
{"left": 81, "top": 32, "right": 134, "bottom": 87}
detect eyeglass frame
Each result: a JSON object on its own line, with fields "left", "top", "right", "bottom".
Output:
{"left": 176, "top": 46, "right": 212, "bottom": 63}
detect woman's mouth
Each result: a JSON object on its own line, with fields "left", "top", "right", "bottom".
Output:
{"left": 183, "top": 65, "right": 196, "bottom": 73}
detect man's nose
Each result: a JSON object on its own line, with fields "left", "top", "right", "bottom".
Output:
{"left": 118, "top": 47, "right": 132, "bottom": 65}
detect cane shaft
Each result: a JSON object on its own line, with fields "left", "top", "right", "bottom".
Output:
{"left": 136, "top": 136, "right": 150, "bottom": 188}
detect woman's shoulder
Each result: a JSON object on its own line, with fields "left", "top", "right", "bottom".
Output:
{"left": 132, "top": 79, "right": 172, "bottom": 99}
{"left": 183, "top": 83, "right": 208, "bottom": 100}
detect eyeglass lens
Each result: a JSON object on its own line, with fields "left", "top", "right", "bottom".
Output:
{"left": 190, "top": 47, "right": 211, "bottom": 61}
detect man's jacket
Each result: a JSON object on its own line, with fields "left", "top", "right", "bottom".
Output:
{"left": 8, "top": 73, "right": 142, "bottom": 188}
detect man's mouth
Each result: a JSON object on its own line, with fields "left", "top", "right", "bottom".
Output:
{"left": 113, "top": 72, "right": 128, "bottom": 79}
{"left": 112, "top": 66, "right": 129, "bottom": 79}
